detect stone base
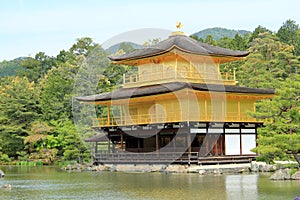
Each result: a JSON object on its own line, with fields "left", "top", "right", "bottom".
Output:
{"left": 90, "top": 163, "right": 251, "bottom": 174}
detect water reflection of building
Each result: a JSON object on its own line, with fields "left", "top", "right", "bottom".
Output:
{"left": 76, "top": 27, "right": 274, "bottom": 165}
{"left": 226, "top": 175, "right": 258, "bottom": 199}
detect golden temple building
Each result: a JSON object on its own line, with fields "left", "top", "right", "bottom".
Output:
{"left": 76, "top": 29, "right": 274, "bottom": 165}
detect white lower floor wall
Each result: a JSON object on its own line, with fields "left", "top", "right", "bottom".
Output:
{"left": 225, "top": 134, "right": 256, "bottom": 156}
{"left": 225, "top": 134, "right": 240, "bottom": 155}
{"left": 241, "top": 134, "right": 256, "bottom": 154}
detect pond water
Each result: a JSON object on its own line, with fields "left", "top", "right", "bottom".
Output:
{"left": 0, "top": 166, "right": 299, "bottom": 200}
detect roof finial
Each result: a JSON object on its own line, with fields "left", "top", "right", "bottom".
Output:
{"left": 171, "top": 22, "right": 185, "bottom": 36}
{"left": 176, "top": 21, "right": 183, "bottom": 30}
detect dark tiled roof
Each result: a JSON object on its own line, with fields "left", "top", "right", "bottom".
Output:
{"left": 84, "top": 132, "right": 108, "bottom": 142}
{"left": 76, "top": 82, "right": 275, "bottom": 103}
{"left": 108, "top": 34, "right": 249, "bottom": 62}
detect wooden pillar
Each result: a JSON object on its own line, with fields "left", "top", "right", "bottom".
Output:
{"left": 240, "top": 127, "right": 242, "bottom": 155}
{"left": 95, "top": 142, "right": 98, "bottom": 154}
{"left": 233, "top": 69, "right": 236, "bottom": 81}
{"left": 156, "top": 131, "right": 159, "bottom": 151}
{"left": 120, "top": 106, "right": 123, "bottom": 125}
{"left": 91, "top": 142, "right": 95, "bottom": 163}
{"left": 187, "top": 132, "right": 191, "bottom": 154}
{"left": 173, "top": 132, "right": 176, "bottom": 150}
{"left": 107, "top": 105, "right": 111, "bottom": 125}
{"left": 121, "top": 133, "right": 124, "bottom": 151}
{"left": 108, "top": 133, "right": 111, "bottom": 153}
{"left": 204, "top": 98, "right": 207, "bottom": 121}
{"left": 238, "top": 98, "right": 241, "bottom": 121}
{"left": 217, "top": 59, "right": 220, "bottom": 79}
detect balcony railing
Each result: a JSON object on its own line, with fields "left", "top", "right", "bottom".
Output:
{"left": 92, "top": 112, "right": 259, "bottom": 127}
{"left": 123, "top": 69, "right": 236, "bottom": 88}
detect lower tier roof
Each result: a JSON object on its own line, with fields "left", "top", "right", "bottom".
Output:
{"left": 76, "top": 82, "right": 275, "bottom": 103}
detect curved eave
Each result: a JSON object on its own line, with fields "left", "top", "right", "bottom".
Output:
{"left": 76, "top": 82, "right": 274, "bottom": 105}
{"left": 109, "top": 45, "right": 249, "bottom": 65}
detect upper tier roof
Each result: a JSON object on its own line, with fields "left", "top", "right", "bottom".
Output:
{"left": 108, "top": 34, "right": 249, "bottom": 62}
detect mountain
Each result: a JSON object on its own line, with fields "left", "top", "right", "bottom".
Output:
{"left": 191, "top": 27, "right": 251, "bottom": 40}
{"left": 105, "top": 42, "right": 143, "bottom": 54}
{"left": 0, "top": 57, "right": 27, "bottom": 78}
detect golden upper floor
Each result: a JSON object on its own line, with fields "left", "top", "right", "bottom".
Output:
{"left": 109, "top": 34, "right": 249, "bottom": 88}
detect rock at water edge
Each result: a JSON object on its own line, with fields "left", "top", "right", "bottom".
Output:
{"left": 291, "top": 171, "right": 300, "bottom": 180}
{"left": 270, "top": 168, "right": 291, "bottom": 180}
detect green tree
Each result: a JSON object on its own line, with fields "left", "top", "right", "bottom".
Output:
{"left": 18, "top": 52, "right": 57, "bottom": 83}
{"left": 39, "top": 63, "right": 77, "bottom": 122}
{"left": 69, "top": 37, "right": 98, "bottom": 57}
{"left": 54, "top": 120, "right": 90, "bottom": 163}
{"left": 248, "top": 25, "right": 272, "bottom": 43}
{"left": 237, "top": 32, "right": 297, "bottom": 88}
{"left": 277, "top": 19, "right": 300, "bottom": 55}
{"left": 217, "top": 37, "right": 235, "bottom": 49}
{"left": 24, "top": 121, "right": 59, "bottom": 164}
{"left": 204, "top": 34, "right": 216, "bottom": 45}
{"left": 253, "top": 75, "right": 300, "bottom": 164}
{"left": 190, "top": 35, "right": 204, "bottom": 42}
{"left": 233, "top": 33, "right": 248, "bottom": 50}
{"left": 0, "top": 76, "right": 41, "bottom": 158}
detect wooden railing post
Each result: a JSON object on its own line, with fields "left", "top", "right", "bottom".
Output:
{"left": 107, "top": 105, "right": 111, "bottom": 125}
{"left": 233, "top": 69, "right": 236, "bottom": 81}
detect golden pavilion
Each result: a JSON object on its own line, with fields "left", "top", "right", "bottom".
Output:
{"left": 76, "top": 28, "right": 274, "bottom": 165}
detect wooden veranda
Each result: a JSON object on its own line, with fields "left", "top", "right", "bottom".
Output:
{"left": 91, "top": 151, "right": 256, "bottom": 165}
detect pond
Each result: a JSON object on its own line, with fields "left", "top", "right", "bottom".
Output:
{"left": 0, "top": 166, "right": 299, "bottom": 200}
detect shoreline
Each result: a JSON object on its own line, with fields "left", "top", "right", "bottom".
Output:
{"left": 64, "top": 161, "right": 291, "bottom": 174}
{"left": 63, "top": 161, "right": 300, "bottom": 180}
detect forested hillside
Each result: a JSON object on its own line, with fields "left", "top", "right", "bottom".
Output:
{"left": 0, "top": 19, "right": 299, "bottom": 165}
{"left": 0, "top": 58, "right": 26, "bottom": 77}
{"left": 191, "top": 27, "right": 251, "bottom": 40}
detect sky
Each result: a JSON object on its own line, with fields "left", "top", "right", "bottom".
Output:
{"left": 0, "top": 0, "right": 299, "bottom": 61}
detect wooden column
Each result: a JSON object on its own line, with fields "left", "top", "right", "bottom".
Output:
{"left": 187, "top": 132, "right": 191, "bottom": 154}
{"left": 173, "top": 132, "right": 176, "bottom": 150}
{"left": 204, "top": 98, "right": 207, "bottom": 121}
{"left": 217, "top": 59, "right": 221, "bottom": 79}
{"left": 91, "top": 142, "right": 95, "bottom": 163}
{"left": 107, "top": 105, "right": 111, "bottom": 125}
{"left": 95, "top": 142, "right": 98, "bottom": 154}
{"left": 120, "top": 106, "right": 123, "bottom": 125}
{"left": 156, "top": 131, "right": 159, "bottom": 151}
{"left": 108, "top": 133, "right": 111, "bottom": 153}
{"left": 233, "top": 69, "right": 236, "bottom": 82}
{"left": 238, "top": 98, "right": 241, "bottom": 121}
{"left": 121, "top": 133, "right": 124, "bottom": 151}
{"left": 240, "top": 127, "right": 242, "bottom": 155}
